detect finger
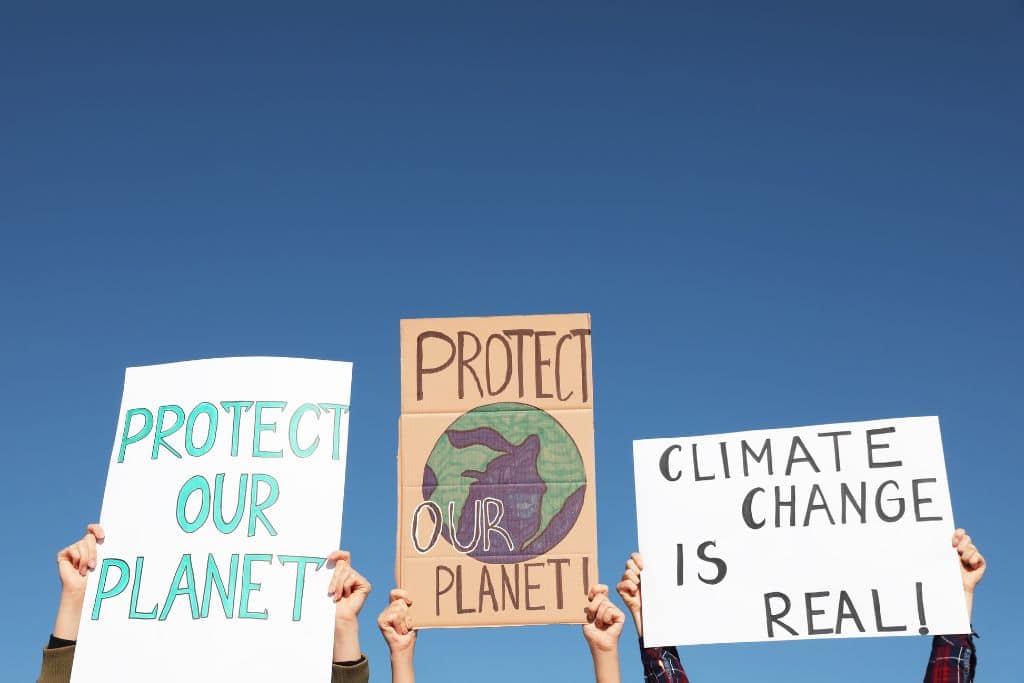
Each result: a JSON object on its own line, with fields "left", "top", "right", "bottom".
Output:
{"left": 952, "top": 529, "right": 965, "bottom": 546}
{"left": 624, "top": 567, "right": 640, "bottom": 584}
{"left": 632, "top": 552, "right": 644, "bottom": 570}
{"left": 343, "top": 573, "right": 368, "bottom": 598}
{"left": 350, "top": 569, "right": 371, "bottom": 593}
{"left": 594, "top": 602, "right": 610, "bottom": 627}
{"left": 71, "top": 543, "right": 87, "bottom": 575}
{"left": 390, "top": 588, "right": 413, "bottom": 605}
{"left": 326, "top": 549, "right": 351, "bottom": 564}
{"left": 616, "top": 580, "right": 635, "bottom": 597}
{"left": 584, "top": 598, "right": 600, "bottom": 622}
{"left": 344, "top": 573, "right": 371, "bottom": 598}
{"left": 342, "top": 575, "right": 357, "bottom": 598}
{"left": 394, "top": 611, "right": 409, "bottom": 635}
{"left": 380, "top": 604, "right": 402, "bottom": 624}
{"left": 393, "top": 608, "right": 408, "bottom": 635}
{"left": 626, "top": 558, "right": 640, "bottom": 575}
{"left": 589, "top": 594, "right": 609, "bottom": 617}
{"left": 87, "top": 524, "right": 105, "bottom": 542}
{"left": 956, "top": 537, "right": 972, "bottom": 555}
{"left": 596, "top": 602, "right": 614, "bottom": 627}
{"left": 334, "top": 565, "right": 352, "bottom": 587}
{"left": 588, "top": 583, "right": 609, "bottom": 600}
{"left": 83, "top": 533, "right": 98, "bottom": 570}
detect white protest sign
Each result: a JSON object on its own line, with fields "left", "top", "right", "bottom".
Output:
{"left": 72, "top": 357, "right": 352, "bottom": 683}
{"left": 633, "top": 416, "right": 969, "bottom": 647}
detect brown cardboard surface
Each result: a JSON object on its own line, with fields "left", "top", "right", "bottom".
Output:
{"left": 400, "top": 314, "right": 593, "bottom": 414}
{"left": 397, "top": 314, "right": 597, "bottom": 628}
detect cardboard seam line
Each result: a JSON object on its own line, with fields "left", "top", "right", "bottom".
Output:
{"left": 402, "top": 552, "right": 597, "bottom": 560}
{"left": 402, "top": 481, "right": 589, "bottom": 488}
{"left": 416, "top": 620, "right": 588, "bottom": 630}
{"left": 400, "top": 405, "right": 594, "bottom": 415}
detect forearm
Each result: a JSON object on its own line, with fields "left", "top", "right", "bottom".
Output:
{"left": 53, "top": 592, "right": 85, "bottom": 641}
{"left": 964, "top": 590, "right": 974, "bottom": 622}
{"left": 389, "top": 651, "right": 415, "bottom": 683}
{"left": 590, "top": 648, "right": 621, "bottom": 683}
{"left": 333, "top": 620, "right": 362, "bottom": 663}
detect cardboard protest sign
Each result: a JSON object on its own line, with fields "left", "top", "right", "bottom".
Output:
{"left": 72, "top": 357, "right": 352, "bottom": 683}
{"left": 397, "top": 314, "right": 597, "bottom": 627}
{"left": 633, "top": 416, "right": 969, "bottom": 647}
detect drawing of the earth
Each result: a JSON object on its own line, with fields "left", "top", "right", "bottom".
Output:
{"left": 422, "top": 402, "right": 586, "bottom": 564}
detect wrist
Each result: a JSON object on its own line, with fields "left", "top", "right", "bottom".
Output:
{"left": 53, "top": 596, "right": 85, "bottom": 641}
{"left": 588, "top": 640, "right": 620, "bottom": 656}
{"left": 390, "top": 648, "right": 415, "bottom": 665}
{"left": 60, "top": 588, "right": 86, "bottom": 604}
{"left": 333, "top": 621, "right": 361, "bottom": 662}
{"left": 590, "top": 645, "right": 621, "bottom": 683}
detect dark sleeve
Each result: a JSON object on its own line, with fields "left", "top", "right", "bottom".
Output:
{"left": 37, "top": 640, "right": 75, "bottom": 683}
{"left": 331, "top": 653, "right": 369, "bottom": 683}
{"left": 640, "top": 639, "right": 690, "bottom": 683}
{"left": 922, "top": 634, "right": 976, "bottom": 683}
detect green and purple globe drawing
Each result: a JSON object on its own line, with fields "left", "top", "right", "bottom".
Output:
{"left": 421, "top": 402, "right": 586, "bottom": 564}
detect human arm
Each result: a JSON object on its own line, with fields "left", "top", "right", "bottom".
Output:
{"left": 615, "top": 552, "right": 690, "bottom": 683}
{"left": 582, "top": 584, "right": 625, "bottom": 683}
{"left": 327, "top": 550, "right": 371, "bottom": 683}
{"left": 37, "top": 524, "right": 104, "bottom": 683}
{"left": 952, "top": 528, "right": 985, "bottom": 622}
{"left": 377, "top": 589, "right": 416, "bottom": 683}
{"left": 921, "top": 529, "right": 985, "bottom": 683}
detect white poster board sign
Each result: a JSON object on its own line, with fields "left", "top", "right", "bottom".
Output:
{"left": 72, "top": 357, "right": 352, "bottom": 683}
{"left": 633, "top": 416, "right": 969, "bottom": 647}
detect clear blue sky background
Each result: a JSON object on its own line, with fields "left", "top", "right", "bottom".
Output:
{"left": 2, "top": 2, "right": 1021, "bottom": 681}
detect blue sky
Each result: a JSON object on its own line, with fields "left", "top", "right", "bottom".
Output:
{"left": 2, "top": 2, "right": 1021, "bottom": 681}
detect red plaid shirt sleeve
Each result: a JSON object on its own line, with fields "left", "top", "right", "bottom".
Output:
{"left": 922, "top": 634, "right": 977, "bottom": 683}
{"left": 636, "top": 632, "right": 976, "bottom": 683}
{"left": 640, "top": 641, "right": 690, "bottom": 683}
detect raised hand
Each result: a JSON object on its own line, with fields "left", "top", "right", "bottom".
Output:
{"left": 952, "top": 529, "right": 985, "bottom": 621}
{"left": 615, "top": 552, "right": 643, "bottom": 637}
{"left": 326, "top": 550, "right": 371, "bottom": 662}
{"left": 952, "top": 529, "right": 985, "bottom": 592}
{"left": 53, "top": 524, "right": 105, "bottom": 640}
{"left": 378, "top": 589, "right": 417, "bottom": 683}
{"left": 378, "top": 589, "right": 416, "bottom": 655}
{"left": 583, "top": 584, "right": 625, "bottom": 653}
